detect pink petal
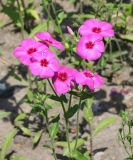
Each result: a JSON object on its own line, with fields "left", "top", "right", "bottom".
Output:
{"left": 94, "top": 41, "right": 105, "bottom": 52}
{"left": 53, "top": 79, "right": 70, "bottom": 95}
{"left": 19, "top": 55, "right": 31, "bottom": 65}
{"left": 93, "top": 74, "right": 105, "bottom": 89}
{"left": 40, "top": 67, "right": 54, "bottom": 78}
{"left": 49, "top": 59, "right": 59, "bottom": 72}
{"left": 29, "top": 63, "right": 41, "bottom": 75}
{"left": 75, "top": 72, "right": 86, "bottom": 85}
{"left": 36, "top": 32, "right": 65, "bottom": 51}
{"left": 85, "top": 79, "right": 94, "bottom": 91}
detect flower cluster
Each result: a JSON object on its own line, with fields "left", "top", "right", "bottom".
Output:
{"left": 13, "top": 19, "right": 114, "bottom": 95}
{"left": 77, "top": 19, "right": 114, "bottom": 61}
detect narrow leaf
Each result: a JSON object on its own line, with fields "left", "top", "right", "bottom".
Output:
{"left": 65, "top": 104, "right": 79, "bottom": 119}
{"left": 33, "top": 130, "right": 42, "bottom": 145}
{"left": 49, "top": 123, "right": 59, "bottom": 139}
{"left": 0, "top": 111, "right": 11, "bottom": 119}
{"left": 0, "top": 129, "right": 18, "bottom": 160}
{"left": 84, "top": 97, "right": 94, "bottom": 123}
{"left": 93, "top": 117, "right": 116, "bottom": 136}
{"left": 11, "top": 155, "right": 29, "bottom": 160}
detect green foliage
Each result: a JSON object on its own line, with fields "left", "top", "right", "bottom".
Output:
{"left": 49, "top": 122, "right": 59, "bottom": 139}
{"left": 56, "top": 138, "right": 85, "bottom": 156}
{"left": 0, "top": 111, "right": 11, "bottom": 119}
{"left": 1, "top": 0, "right": 40, "bottom": 32}
{"left": 33, "top": 130, "right": 43, "bottom": 145}
{"left": 119, "top": 110, "right": 133, "bottom": 159}
{"left": 29, "top": 21, "right": 50, "bottom": 37}
{"left": 84, "top": 97, "right": 94, "bottom": 123}
{"left": 65, "top": 104, "right": 80, "bottom": 119}
{"left": 0, "top": 129, "right": 18, "bottom": 160}
{"left": 11, "top": 155, "right": 29, "bottom": 160}
{"left": 93, "top": 116, "right": 116, "bottom": 137}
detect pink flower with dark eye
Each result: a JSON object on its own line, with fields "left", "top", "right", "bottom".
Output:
{"left": 29, "top": 50, "right": 59, "bottom": 78}
{"left": 35, "top": 32, "right": 65, "bottom": 51}
{"left": 79, "top": 19, "right": 114, "bottom": 38}
{"left": 13, "top": 38, "right": 46, "bottom": 65}
{"left": 76, "top": 34, "right": 105, "bottom": 61}
{"left": 75, "top": 70, "right": 104, "bottom": 91}
{"left": 52, "top": 66, "right": 77, "bottom": 95}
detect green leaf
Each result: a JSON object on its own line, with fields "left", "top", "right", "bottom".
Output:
{"left": 73, "top": 150, "right": 89, "bottom": 160}
{"left": 29, "top": 22, "right": 48, "bottom": 37}
{"left": 43, "top": 144, "right": 53, "bottom": 150}
{"left": 33, "top": 130, "right": 43, "bottom": 145}
{"left": 49, "top": 123, "right": 59, "bottom": 139}
{"left": 65, "top": 104, "right": 79, "bottom": 119}
{"left": 11, "top": 155, "right": 29, "bottom": 160}
{"left": 14, "top": 113, "right": 28, "bottom": 126}
{"left": 120, "top": 34, "right": 133, "bottom": 41}
{"left": 0, "top": 129, "right": 18, "bottom": 160}
{"left": 20, "top": 127, "right": 32, "bottom": 136}
{"left": 57, "top": 11, "right": 67, "bottom": 24}
{"left": 84, "top": 97, "right": 94, "bottom": 123}
{"left": 56, "top": 141, "right": 67, "bottom": 147}
{"left": 0, "top": 111, "right": 11, "bottom": 119}
{"left": 27, "top": 9, "right": 40, "bottom": 20}
{"left": 81, "top": 91, "right": 93, "bottom": 100}
{"left": 93, "top": 117, "right": 116, "bottom": 136}
{"left": 27, "top": 90, "right": 33, "bottom": 102}
{"left": 49, "top": 94, "right": 67, "bottom": 103}
{"left": 2, "top": 6, "right": 21, "bottom": 27}
{"left": 64, "top": 138, "right": 84, "bottom": 156}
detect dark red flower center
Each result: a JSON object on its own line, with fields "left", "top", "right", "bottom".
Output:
{"left": 40, "top": 59, "right": 49, "bottom": 67}
{"left": 92, "top": 27, "right": 101, "bottom": 33}
{"left": 27, "top": 48, "right": 37, "bottom": 55}
{"left": 58, "top": 72, "right": 68, "bottom": 81}
{"left": 85, "top": 41, "right": 94, "bottom": 49}
{"left": 84, "top": 72, "right": 94, "bottom": 78}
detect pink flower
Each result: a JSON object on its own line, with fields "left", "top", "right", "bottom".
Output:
{"left": 79, "top": 19, "right": 114, "bottom": 38}
{"left": 35, "top": 32, "right": 65, "bottom": 51}
{"left": 52, "top": 66, "right": 77, "bottom": 95}
{"left": 29, "top": 50, "right": 59, "bottom": 78}
{"left": 75, "top": 70, "right": 104, "bottom": 91}
{"left": 13, "top": 38, "right": 46, "bottom": 65}
{"left": 76, "top": 35, "right": 105, "bottom": 61}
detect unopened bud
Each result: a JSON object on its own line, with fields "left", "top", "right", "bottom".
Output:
{"left": 67, "top": 26, "right": 74, "bottom": 36}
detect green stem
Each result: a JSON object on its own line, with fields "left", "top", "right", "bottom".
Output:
{"left": 47, "top": 79, "right": 72, "bottom": 158}
{"left": 73, "top": 97, "right": 82, "bottom": 152}
{"left": 89, "top": 122, "right": 93, "bottom": 160}
{"left": 45, "top": 110, "right": 58, "bottom": 160}
{"left": 28, "top": 69, "right": 32, "bottom": 89}
{"left": 16, "top": 0, "right": 24, "bottom": 38}
{"left": 68, "top": 93, "right": 72, "bottom": 110}
{"left": 51, "top": 1, "right": 64, "bottom": 41}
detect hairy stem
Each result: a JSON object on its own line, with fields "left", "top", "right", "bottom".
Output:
{"left": 45, "top": 110, "right": 58, "bottom": 160}
{"left": 16, "top": 0, "right": 24, "bottom": 38}
{"left": 47, "top": 79, "right": 72, "bottom": 158}
{"left": 89, "top": 122, "right": 93, "bottom": 160}
{"left": 73, "top": 97, "right": 82, "bottom": 152}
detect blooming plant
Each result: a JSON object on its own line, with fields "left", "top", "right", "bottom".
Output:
{"left": 13, "top": 18, "right": 116, "bottom": 160}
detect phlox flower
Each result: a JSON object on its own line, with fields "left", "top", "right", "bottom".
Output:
{"left": 29, "top": 50, "right": 59, "bottom": 78}
{"left": 52, "top": 66, "right": 77, "bottom": 95}
{"left": 75, "top": 70, "right": 104, "bottom": 91}
{"left": 76, "top": 34, "right": 105, "bottom": 61}
{"left": 35, "top": 32, "right": 65, "bottom": 51}
{"left": 79, "top": 18, "right": 114, "bottom": 38}
{"left": 13, "top": 38, "right": 47, "bottom": 65}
